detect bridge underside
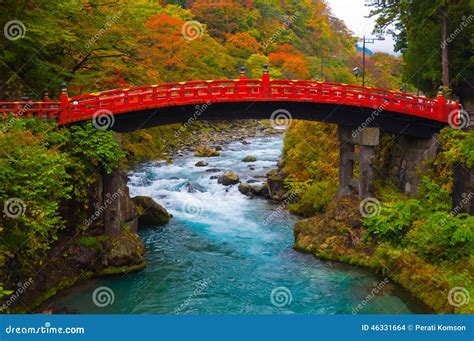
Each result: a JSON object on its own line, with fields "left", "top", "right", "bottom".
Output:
{"left": 100, "top": 101, "right": 446, "bottom": 138}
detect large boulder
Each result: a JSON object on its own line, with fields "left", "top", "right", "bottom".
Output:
{"left": 266, "top": 169, "right": 288, "bottom": 201}
{"left": 131, "top": 196, "right": 172, "bottom": 227}
{"left": 195, "top": 145, "right": 220, "bottom": 157}
{"left": 101, "top": 233, "right": 145, "bottom": 268}
{"left": 238, "top": 182, "right": 270, "bottom": 198}
{"left": 218, "top": 171, "right": 240, "bottom": 186}
{"left": 242, "top": 155, "right": 257, "bottom": 162}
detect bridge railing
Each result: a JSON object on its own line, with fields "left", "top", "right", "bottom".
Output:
{"left": 0, "top": 78, "right": 459, "bottom": 126}
{"left": 0, "top": 101, "right": 61, "bottom": 118}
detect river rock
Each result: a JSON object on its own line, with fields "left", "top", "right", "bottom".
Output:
{"left": 218, "top": 171, "right": 240, "bottom": 186}
{"left": 215, "top": 145, "right": 223, "bottom": 151}
{"left": 238, "top": 182, "right": 270, "bottom": 198}
{"left": 195, "top": 145, "right": 220, "bottom": 157}
{"left": 195, "top": 161, "right": 209, "bottom": 167}
{"left": 206, "top": 168, "right": 221, "bottom": 173}
{"left": 266, "top": 169, "right": 288, "bottom": 201}
{"left": 238, "top": 182, "right": 250, "bottom": 195}
{"left": 242, "top": 140, "right": 251, "bottom": 145}
{"left": 243, "top": 155, "right": 257, "bottom": 162}
{"left": 102, "top": 233, "right": 145, "bottom": 268}
{"left": 132, "top": 196, "right": 172, "bottom": 227}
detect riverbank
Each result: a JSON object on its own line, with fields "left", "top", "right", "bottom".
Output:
{"left": 293, "top": 195, "right": 474, "bottom": 314}
{"left": 41, "top": 134, "right": 421, "bottom": 314}
{"left": 2, "top": 120, "right": 283, "bottom": 313}
{"left": 280, "top": 122, "right": 473, "bottom": 314}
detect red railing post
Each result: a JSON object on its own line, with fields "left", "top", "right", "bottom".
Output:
{"left": 58, "top": 82, "right": 69, "bottom": 122}
{"left": 261, "top": 64, "right": 271, "bottom": 96}
{"left": 436, "top": 87, "right": 447, "bottom": 122}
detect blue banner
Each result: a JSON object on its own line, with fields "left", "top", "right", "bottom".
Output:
{"left": 0, "top": 314, "right": 473, "bottom": 340}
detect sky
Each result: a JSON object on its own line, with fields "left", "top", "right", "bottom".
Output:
{"left": 326, "top": 0, "right": 398, "bottom": 55}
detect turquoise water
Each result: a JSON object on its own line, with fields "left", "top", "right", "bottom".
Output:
{"left": 47, "top": 135, "right": 422, "bottom": 314}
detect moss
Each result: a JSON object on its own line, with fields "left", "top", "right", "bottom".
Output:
{"left": 95, "top": 262, "right": 146, "bottom": 276}
{"left": 294, "top": 195, "right": 474, "bottom": 314}
{"left": 18, "top": 271, "right": 95, "bottom": 313}
{"left": 76, "top": 236, "right": 99, "bottom": 248}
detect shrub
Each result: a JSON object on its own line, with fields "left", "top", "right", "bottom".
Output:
{"left": 288, "top": 181, "right": 336, "bottom": 217}
{"left": 364, "top": 199, "right": 423, "bottom": 244}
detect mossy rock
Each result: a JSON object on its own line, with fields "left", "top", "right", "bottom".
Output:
{"left": 132, "top": 196, "right": 172, "bottom": 227}
{"left": 195, "top": 145, "right": 220, "bottom": 157}
{"left": 242, "top": 155, "right": 257, "bottom": 162}
{"left": 218, "top": 171, "right": 240, "bottom": 186}
{"left": 101, "top": 233, "right": 145, "bottom": 268}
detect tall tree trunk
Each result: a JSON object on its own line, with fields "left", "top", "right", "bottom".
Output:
{"left": 441, "top": 11, "right": 450, "bottom": 88}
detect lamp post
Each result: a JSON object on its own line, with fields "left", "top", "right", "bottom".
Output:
{"left": 359, "top": 35, "right": 385, "bottom": 87}
{"left": 320, "top": 55, "right": 337, "bottom": 81}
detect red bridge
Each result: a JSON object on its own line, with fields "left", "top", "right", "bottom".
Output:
{"left": 0, "top": 66, "right": 460, "bottom": 138}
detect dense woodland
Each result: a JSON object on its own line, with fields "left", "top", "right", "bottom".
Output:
{"left": 0, "top": 0, "right": 473, "bottom": 312}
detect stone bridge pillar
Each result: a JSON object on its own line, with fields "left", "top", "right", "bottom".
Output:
{"left": 338, "top": 126, "right": 379, "bottom": 199}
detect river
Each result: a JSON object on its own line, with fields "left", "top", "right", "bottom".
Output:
{"left": 47, "top": 134, "right": 423, "bottom": 314}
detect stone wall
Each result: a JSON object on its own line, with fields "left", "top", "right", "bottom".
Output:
{"left": 386, "top": 135, "right": 439, "bottom": 194}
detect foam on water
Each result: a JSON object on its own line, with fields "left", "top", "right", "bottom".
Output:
{"left": 46, "top": 135, "right": 423, "bottom": 314}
